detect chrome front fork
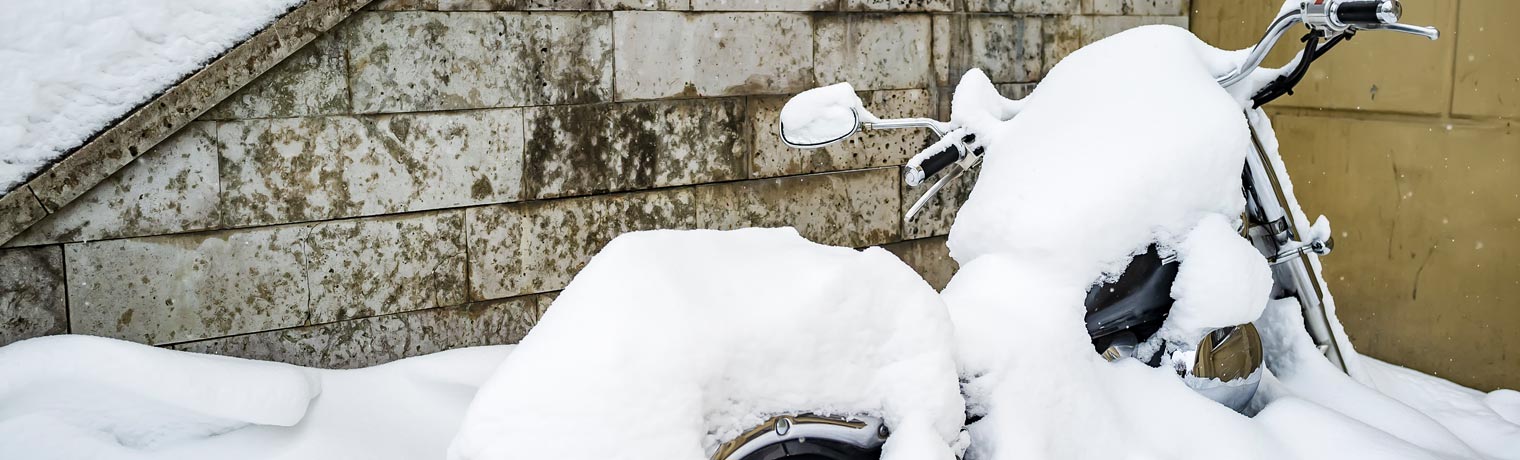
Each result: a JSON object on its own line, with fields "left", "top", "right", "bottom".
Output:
{"left": 1241, "top": 110, "right": 1350, "bottom": 374}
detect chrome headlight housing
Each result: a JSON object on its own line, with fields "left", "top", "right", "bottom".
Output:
{"left": 1181, "top": 324, "right": 1265, "bottom": 412}
{"left": 1191, "top": 324, "right": 1264, "bottom": 382}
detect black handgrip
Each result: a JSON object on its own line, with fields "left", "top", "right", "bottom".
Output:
{"left": 920, "top": 144, "right": 961, "bottom": 179}
{"left": 1336, "top": 1, "right": 1391, "bottom": 26}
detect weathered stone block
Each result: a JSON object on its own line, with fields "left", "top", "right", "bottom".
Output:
{"left": 995, "top": 82, "right": 1039, "bottom": 100}
{"left": 815, "top": 14, "right": 934, "bottom": 91}
{"left": 308, "top": 211, "right": 468, "bottom": 324}
{"left": 604, "top": 0, "right": 688, "bottom": 9}
{"left": 697, "top": 168, "right": 900, "bottom": 248}
{"left": 932, "top": 14, "right": 952, "bottom": 87}
{"left": 468, "top": 188, "right": 698, "bottom": 300}
{"left": 523, "top": 98, "right": 746, "bottom": 199}
{"left": 842, "top": 0, "right": 952, "bottom": 12}
{"left": 689, "top": 0, "right": 834, "bottom": 11}
{"left": 368, "top": 0, "right": 684, "bottom": 10}
{"left": 176, "top": 294, "right": 550, "bottom": 368}
{"left": 1043, "top": 15, "right": 1186, "bottom": 75}
{"left": 750, "top": 90, "right": 935, "bottom": 178}
{"left": 66, "top": 225, "right": 312, "bottom": 345}
{"left": 882, "top": 236, "right": 955, "bottom": 290}
{"left": 219, "top": 109, "right": 524, "bottom": 227}
{"left": 0, "top": 246, "right": 67, "bottom": 346}
{"left": 369, "top": 0, "right": 557, "bottom": 10}
{"left": 202, "top": 33, "right": 350, "bottom": 120}
{"left": 0, "top": 190, "right": 48, "bottom": 248}
{"left": 1090, "top": 0, "right": 1185, "bottom": 16}
{"left": 346, "top": 11, "right": 612, "bottom": 113}
{"left": 958, "top": 16, "right": 1043, "bottom": 83}
{"left": 522, "top": 104, "right": 640, "bottom": 198}
{"left": 613, "top": 12, "right": 814, "bottom": 100}
{"left": 645, "top": 98, "right": 749, "bottom": 187}
{"left": 8, "top": 123, "right": 220, "bottom": 246}
{"left": 965, "top": 0, "right": 1080, "bottom": 14}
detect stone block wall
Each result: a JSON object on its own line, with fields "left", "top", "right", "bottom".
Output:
{"left": 0, "top": 0, "right": 1186, "bottom": 368}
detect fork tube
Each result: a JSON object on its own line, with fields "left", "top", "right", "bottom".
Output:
{"left": 1243, "top": 111, "right": 1350, "bottom": 374}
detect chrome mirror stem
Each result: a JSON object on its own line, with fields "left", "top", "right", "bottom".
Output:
{"left": 863, "top": 118, "right": 952, "bottom": 137}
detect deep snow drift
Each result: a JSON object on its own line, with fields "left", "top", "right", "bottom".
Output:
{"left": 0, "top": 335, "right": 511, "bottom": 460}
{"left": 0, "top": 0, "right": 302, "bottom": 192}
{"left": 449, "top": 228, "right": 966, "bottom": 460}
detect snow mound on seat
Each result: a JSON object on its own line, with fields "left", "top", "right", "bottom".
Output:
{"left": 450, "top": 228, "right": 966, "bottom": 460}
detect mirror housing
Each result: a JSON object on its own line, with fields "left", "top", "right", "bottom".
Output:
{"left": 779, "top": 83, "right": 873, "bottom": 149}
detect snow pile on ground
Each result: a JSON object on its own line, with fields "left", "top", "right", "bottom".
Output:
{"left": 0, "top": 335, "right": 319, "bottom": 456}
{"left": 449, "top": 228, "right": 966, "bottom": 460}
{"left": 1362, "top": 356, "right": 1520, "bottom": 459}
{"left": 0, "top": 0, "right": 303, "bottom": 192}
{"left": 940, "top": 24, "right": 1519, "bottom": 459}
{"left": 0, "top": 335, "right": 512, "bottom": 460}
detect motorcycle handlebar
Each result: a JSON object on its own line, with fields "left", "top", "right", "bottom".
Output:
{"left": 910, "top": 145, "right": 961, "bottom": 187}
{"left": 1217, "top": 0, "right": 1437, "bottom": 88}
{"left": 1333, "top": 0, "right": 1394, "bottom": 26}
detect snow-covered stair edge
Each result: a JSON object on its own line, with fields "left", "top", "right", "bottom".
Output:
{"left": 0, "top": 0, "right": 372, "bottom": 246}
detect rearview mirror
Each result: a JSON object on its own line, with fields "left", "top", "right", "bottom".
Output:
{"left": 779, "top": 83, "right": 871, "bottom": 149}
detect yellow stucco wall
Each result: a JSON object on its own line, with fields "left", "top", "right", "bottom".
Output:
{"left": 1192, "top": 0, "right": 1518, "bottom": 391}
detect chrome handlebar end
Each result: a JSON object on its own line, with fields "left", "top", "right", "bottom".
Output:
{"left": 1376, "top": 0, "right": 1402, "bottom": 24}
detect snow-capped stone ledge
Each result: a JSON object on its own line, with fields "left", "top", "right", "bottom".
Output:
{"left": 0, "top": 0, "right": 372, "bottom": 245}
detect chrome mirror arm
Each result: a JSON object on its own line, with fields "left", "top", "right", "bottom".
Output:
{"left": 863, "top": 118, "right": 953, "bottom": 138}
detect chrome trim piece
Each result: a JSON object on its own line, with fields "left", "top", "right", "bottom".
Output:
{"left": 711, "top": 414, "right": 885, "bottom": 460}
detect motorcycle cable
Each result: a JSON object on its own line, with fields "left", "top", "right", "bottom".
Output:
{"left": 1249, "top": 29, "right": 1354, "bottom": 108}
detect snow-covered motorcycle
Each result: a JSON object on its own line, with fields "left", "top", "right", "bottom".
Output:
{"left": 443, "top": 2, "right": 1448, "bottom": 459}
{"left": 743, "top": 2, "right": 1440, "bottom": 455}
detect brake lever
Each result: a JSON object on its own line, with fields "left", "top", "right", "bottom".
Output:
{"left": 1360, "top": 23, "right": 1439, "bottom": 40}
{"left": 905, "top": 153, "right": 982, "bottom": 222}
{"left": 906, "top": 164, "right": 965, "bottom": 222}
